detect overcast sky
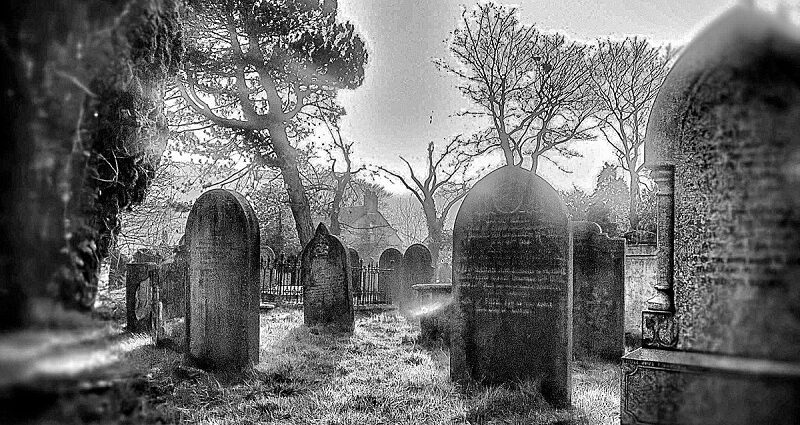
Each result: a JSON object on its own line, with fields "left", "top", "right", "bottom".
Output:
{"left": 331, "top": 0, "right": 754, "bottom": 192}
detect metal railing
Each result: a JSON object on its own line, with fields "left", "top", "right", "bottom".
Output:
{"left": 260, "top": 255, "right": 392, "bottom": 306}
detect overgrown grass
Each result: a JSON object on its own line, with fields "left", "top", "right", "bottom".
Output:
{"left": 12, "top": 308, "right": 620, "bottom": 424}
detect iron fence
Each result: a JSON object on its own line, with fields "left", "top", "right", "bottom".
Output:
{"left": 260, "top": 255, "right": 392, "bottom": 306}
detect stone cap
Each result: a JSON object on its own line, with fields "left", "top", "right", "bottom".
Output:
{"left": 644, "top": 4, "right": 800, "bottom": 168}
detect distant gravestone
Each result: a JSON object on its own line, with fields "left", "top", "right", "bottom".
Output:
{"left": 126, "top": 262, "right": 157, "bottom": 332}
{"left": 402, "top": 244, "right": 433, "bottom": 309}
{"left": 451, "top": 166, "right": 572, "bottom": 407}
{"left": 133, "top": 248, "right": 164, "bottom": 264}
{"left": 261, "top": 245, "right": 275, "bottom": 266}
{"left": 571, "top": 221, "right": 625, "bottom": 360}
{"left": 185, "top": 189, "right": 260, "bottom": 370}
{"left": 620, "top": 6, "right": 800, "bottom": 424}
{"left": 301, "top": 223, "right": 354, "bottom": 331}
{"left": 348, "top": 247, "right": 362, "bottom": 298}
{"left": 379, "top": 248, "right": 403, "bottom": 304}
{"left": 154, "top": 258, "right": 187, "bottom": 321}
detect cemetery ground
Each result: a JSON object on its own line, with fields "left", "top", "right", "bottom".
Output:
{"left": 1, "top": 294, "right": 619, "bottom": 425}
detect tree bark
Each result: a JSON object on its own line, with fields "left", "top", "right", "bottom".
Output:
{"left": 329, "top": 174, "right": 349, "bottom": 236}
{"left": 267, "top": 122, "right": 315, "bottom": 246}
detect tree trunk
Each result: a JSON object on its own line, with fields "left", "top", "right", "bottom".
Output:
{"left": 498, "top": 130, "right": 515, "bottom": 166}
{"left": 529, "top": 153, "right": 540, "bottom": 174}
{"left": 267, "top": 122, "right": 315, "bottom": 246}
{"left": 422, "top": 197, "right": 441, "bottom": 265}
{"left": 629, "top": 169, "right": 641, "bottom": 231}
{"left": 329, "top": 175, "right": 349, "bottom": 236}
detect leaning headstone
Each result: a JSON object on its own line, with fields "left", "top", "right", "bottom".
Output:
{"left": 300, "top": 223, "right": 354, "bottom": 331}
{"left": 126, "top": 262, "right": 157, "bottom": 332}
{"left": 402, "top": 244, "right": 434, "bottom": 309}
{"left": 571, "top": 221, "right": 625, "bottom": 360}
{"left": 621, "top": 6, "right": 800, "bottom": 424}
{"left": 451, "top": 166, "right": 572, "bottom": 407}
{"left": 379, "top": 248, "right": 404, "bottom": 304}
{"left": 348, "top": 247, "right": 362, "bottom": 299}
{"left": 185, "top": 189, "right": 260, "bottom": 370}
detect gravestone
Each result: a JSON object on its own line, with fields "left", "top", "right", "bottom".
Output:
{"left": 379, "top": 248, "right": 404, "bottom": 304}
{"left": 348, "top": 247, "right": 362, "bottom": 298}
{"left": 126, "top": 262, "right": 157, "bottom": 332}
{"left": 620, "top": 6, "right": 800, "bottom": 424}
{"left": 133, "top": 248, "right": 164, "bottom": 264}
{"left": 300, "top": 223, "right": 354, "bottom": 331}
{"left": 154, "top": 258, "right": 187, "bottom": 321}
{"left": 185, "top": 189, "right": 260, "bottom": 370}
{"left": 571, "top": 221, "right": 625, "bottom": 360}
{"left": 451, "top": 166, "right": 572, "bottom": 407}
{"left": 402, "top": 244, "right": 434, "bottom": 309}
{"left": 261, "top": 245, "right": 275, "bottom": 266}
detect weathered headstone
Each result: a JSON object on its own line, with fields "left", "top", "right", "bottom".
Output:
{"left": 402, "top": 244, "right": 434, "bottom": 309}
{"left": 154, "top": 258, "right": 187, "bottom": 321}
{"left": 185, "top": 189, "right": 260, "bottom": 370}
{"left": 624, "top": 244, "right": 656, "bottom": 339}
{"left": 126, "top": 262, "right": 157, "bottom": 332}
{"left": 348, "top": 247, "right": 362, "bottom": 298}
{"left": 571, "top": 221, "right": 625, "bottom": 360}
{"left": 379, "top": 248, "right": 404, "bottom": 304}
{"left": 301, "top": 223, "right": 354, "bottom": 331}
{"left": 621, "top": 6, "right": 800, "bottom": 424}
{"left": 451, "top": 166, "right": 572, "bottom": 407}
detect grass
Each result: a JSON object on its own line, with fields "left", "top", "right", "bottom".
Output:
{"left": 6, "top": 308, "right": 620, "bottom": 424}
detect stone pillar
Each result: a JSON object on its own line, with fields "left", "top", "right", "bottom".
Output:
{"left": 642, "top": 165, "right": 677, "bottom": 349}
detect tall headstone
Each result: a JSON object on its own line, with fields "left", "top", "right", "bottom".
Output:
{"left": 185, "top": 189, "right": 260, "bottom": 370}
{"left": 379, "top": 248, "right": 403, "bottom": 304}
{"left": 621, "top": 6, "right": 800, "bottom": 424}
{"left": 402, "top": 244, "right": 434, "bottom": 309}
{"left": 571, "top": 221, "right": 625, "bottom": 360}
{"left": 301, "top": 223, "right": 354, "bottom": 331}
{"left": 126, "top": 262, "right": 157, "bottom": 332}
{"left": 348, "top": 247, "right": 362, "bottom": 298}
{"left": 451, "top": 166, "right": 572, "bottom": 407}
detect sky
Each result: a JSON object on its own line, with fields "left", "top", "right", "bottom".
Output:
{"left": 330, "top": 0, "right": 757, "bottom": 192}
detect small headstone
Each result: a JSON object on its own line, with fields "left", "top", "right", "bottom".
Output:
{"left": 451, "top": 166, "right": 572, "bottom": 407}
{"left": 402, "top": 244, "right": 433, "bottom": 309}
{"left": 126, "top": 262, "right": 157, "bottom": 332}
{"left": 348, "top": 247, "right": 362, "bottom": 298}
{"left": 261, "top": 245, "right": 275, "bottom": 266}
{"left": 379, "top": 248, "right": 404, "bottom": 304}
{"left": 300, "top": 223, "right": 354, "bottom": 331}
{"left": 185, "top": 189, "right": 260, "bottom": 370}
{"left": 571, "top": 221, "right": 625, "bottom": 360}
{"left": 154, "top": 258, "right": 187, "bottom": 321}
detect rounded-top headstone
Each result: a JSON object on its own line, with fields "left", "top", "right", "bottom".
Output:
{"left": 185, "top": 189, "right": 260, "bottom": 370}
{"left": 451, "top": 166, "right": 572, "bottom": 407}
{"left": 644, "top": 5, "right": 800, "bottom": 361}
{"left": 260, "top": 245, "right": 276, "bottom": 266}
{"left": 300, "top": 223, "right": 354, "bottom": 331}
{"left": 402, "top": 244, "right": 434, "bottom": 308}
{"left": 379, "top": 248, "right": 404, "bottom": 303}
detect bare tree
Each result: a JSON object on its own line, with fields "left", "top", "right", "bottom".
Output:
{"left": 383, "top": 195, "right": 428, "bottom": 247}
{"left": 592, "top": 37, "right": 674, "bottom": 230}
{"left": 439, "top": 3, "right": 598, "bottom": 172}
{"left": 174, "top": 0, "right": 367, "bottom": 245}
{"left": 317, "top": 108, "right": 366, "bottom": 235}
{"left": 380, "top": 139, "right": 475, "bottom": 263}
